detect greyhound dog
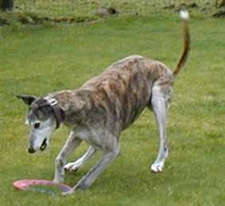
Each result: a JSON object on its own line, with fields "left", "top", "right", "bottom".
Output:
{"left": 17, "top": 10, "right": 190, "bottom": 195}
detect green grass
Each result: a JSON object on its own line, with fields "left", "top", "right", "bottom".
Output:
{"left": 13, "top": 0, "right": 220, "bottom": 17}
{"left": 0, "top": 0, "right": 222, "bottom": 25}
{"left": 0, "top": 11, "right": 225, "bottom": 206}
{"left": 13, "top": 0, "right": 218, "bottom": 16}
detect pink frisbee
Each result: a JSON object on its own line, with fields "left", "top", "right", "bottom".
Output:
{"left": 13, "top": 179, "right": 71, "bottom": 195}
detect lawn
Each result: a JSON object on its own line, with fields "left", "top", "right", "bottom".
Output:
{"left": 0, "top": 7, "right": 225, "bottom": 206}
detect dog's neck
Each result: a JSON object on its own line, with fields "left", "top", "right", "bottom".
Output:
{"left": 51, "top": 90, "right": 88, "bottom": 127}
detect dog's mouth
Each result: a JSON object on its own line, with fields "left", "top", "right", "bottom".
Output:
{"left": 40, "top": 138, "right": 47, "bottom": 151}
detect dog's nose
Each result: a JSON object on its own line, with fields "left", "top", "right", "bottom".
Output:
{"left": 28, "top": 147, "right": 35, "bottom": 153}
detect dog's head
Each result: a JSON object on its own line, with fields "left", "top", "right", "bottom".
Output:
{"left": 17, "top": 95, "right": 62, "bottom": 153}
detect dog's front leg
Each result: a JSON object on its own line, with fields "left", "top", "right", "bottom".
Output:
{"left": 53, "top": 131, "right": 82, "bottom": 183}
{"left": 62, "top": 136, "right": 120, "bottom": 195}
{"left": 64, "top": 146, "right": 96, "bottom": 172}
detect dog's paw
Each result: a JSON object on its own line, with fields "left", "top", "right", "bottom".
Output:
{"left": 64, "top": 162, "right": 80, "bottom": 172}
{"left": 62, "top": 189, "right": 75, "bottom": 196}
{"left": 150, "top": 162, "right": 164, "bottom": 173}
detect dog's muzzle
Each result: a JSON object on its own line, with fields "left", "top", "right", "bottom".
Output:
{"left": 40, "top": 138, "right": 47, "bottom": 151}
{"left": 28, "top": 147, "right": 35, "bottom": 153}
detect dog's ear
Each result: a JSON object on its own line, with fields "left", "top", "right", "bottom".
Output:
{"left": 16, "top": 94, "right": 37, "bottom": 105}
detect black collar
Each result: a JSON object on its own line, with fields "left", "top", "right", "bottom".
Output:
{"left": 44, "top": 97, "right": 64, "bottom": 129}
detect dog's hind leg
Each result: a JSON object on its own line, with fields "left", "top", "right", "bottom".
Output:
{"left": 150, "top": 85, "right": 169, "bottom": 173}
{"left": 53, "top": 131, "right": 82, "bottom": 183}
{"left": 64, "top": 146, "right": 96, "bottom": 172}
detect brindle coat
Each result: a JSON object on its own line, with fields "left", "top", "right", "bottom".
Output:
{"left": 17, "top": 10, "right": 190, "bottom": 195}
{"left": 53, "top": 56, "right": 173, "bottom": 134}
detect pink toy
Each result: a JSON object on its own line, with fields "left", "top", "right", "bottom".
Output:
{"left": 13, "top": 179, "right": 71, "bottom": 195}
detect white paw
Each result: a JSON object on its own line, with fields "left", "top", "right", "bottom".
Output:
{"left": 64, "top": 162, "right": 80, "bottom": 172}
{"left": 150, "top": 161, "right": 164, "bottom": 173}
{"left": 62, "top": 189, "right": 75, "bottom": 196}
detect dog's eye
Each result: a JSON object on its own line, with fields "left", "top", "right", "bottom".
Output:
{"left": 34, "top": 122, "right": 40, "bottom": 129}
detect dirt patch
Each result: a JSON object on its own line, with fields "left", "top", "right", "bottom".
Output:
{"left": 213, "top": 9, "right": 225, "bottom": 17}
{"left": 0, "top": 12, "right": 98, "bottom": 26}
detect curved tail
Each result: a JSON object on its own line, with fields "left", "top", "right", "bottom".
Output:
{"left": 173, "top": 10, "right": 190, "bottom": 77}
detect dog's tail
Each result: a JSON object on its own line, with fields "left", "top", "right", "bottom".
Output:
{"left": 173, "top": 10, "right": 190, "bottom": 77}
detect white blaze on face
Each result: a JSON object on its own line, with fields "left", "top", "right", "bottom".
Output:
{"left": 28, "top": 118, "right": 56, "bottom": 152}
